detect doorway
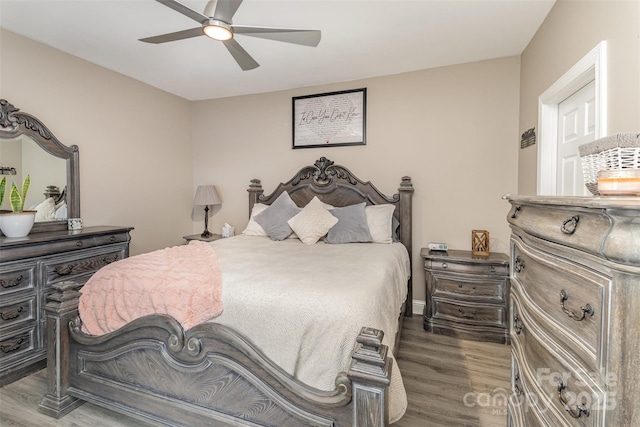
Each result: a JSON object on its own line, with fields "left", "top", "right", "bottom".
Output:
{"left": 556, "top": 80, "right": 595, "bottom": 196}
{"left": 537, "top": 41, "right": 607, "bottom": 196}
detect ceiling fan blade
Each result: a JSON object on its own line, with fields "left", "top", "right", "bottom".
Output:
{"left": 204, "top": 0, "right": 243, "bottom": 22}
{"left": 232, "top": 26, "right": 321, "bottom": 47}
{"left": 222, "top": 39, "right": 259, "bottom": 70}
{"left": 139, "top": 27, "right": 204, "bottom": 44}
{"left": 155, "top": 0, "right": 208, "bottom": 24}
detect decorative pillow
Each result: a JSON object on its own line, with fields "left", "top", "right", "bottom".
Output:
{"left": 365, "top": 204, "right": 396, "bottom": 243}
{"left": 34, "top": 197, "right": 56, "bottom": 222}
{"left": 288, "top": 196, "right": 338, "bottom": 245}
{"left": 242, "top": 203, "right": 269, "bottom": 236}
{"left": 254, "top": 192, "right": 300, "bottom": 240}
{"left": 325, "top": 202, "right": 372, "bottom": 244}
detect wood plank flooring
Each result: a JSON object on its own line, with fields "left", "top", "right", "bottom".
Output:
{"left": 0, "top": 316, "right": 511, "bottom": 426}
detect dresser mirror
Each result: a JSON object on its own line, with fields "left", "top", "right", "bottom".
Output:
{"left": 0, "top": 99, "right": 80, "bottom": 234}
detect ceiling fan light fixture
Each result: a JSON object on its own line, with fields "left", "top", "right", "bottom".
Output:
{"left": 203, "top": 19, "right": 233, "bottom": 41}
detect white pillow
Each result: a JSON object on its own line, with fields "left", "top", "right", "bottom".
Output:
{"left": 288, "top": 196, "right": 338, "bottom": 245}
{"left": 34, "top": 197, "right": 56, "bottom": 222}
{"left": 365, "top": 204, "right": 396, "bottom": 243}
{"left": 242, "top": 203, "right": 269, "bottom": 236}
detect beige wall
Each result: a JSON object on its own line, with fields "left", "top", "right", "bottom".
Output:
{"left": 0, "top": 29, "right": 193, "bottom": 255}
{"left": 192, "top": 57, "right": 521, "bottom": 302}
{"left": 1, "top": 30, "right": 522, "bottom": 304}
{"left": 518, "top": 0, "right": 640, "bottom": 194}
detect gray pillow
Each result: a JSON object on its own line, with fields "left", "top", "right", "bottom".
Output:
{"left": 325, "top": 202, "right": 373, "bottom": 244}
{"left": 254, "top": 191, "right": 300, "bottom": 240}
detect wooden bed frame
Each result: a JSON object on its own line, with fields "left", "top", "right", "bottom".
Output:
{"left": 38, "top": 157, "right": 414, "bottom": 427}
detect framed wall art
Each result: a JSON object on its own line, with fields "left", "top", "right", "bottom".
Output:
{"left": 292, "top": 88, "right": 366, "bottom": 149}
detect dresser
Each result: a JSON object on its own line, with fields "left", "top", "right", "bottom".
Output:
{"left": 421, "top": 249, "right": 510, "bottom": 344}
{"left": 0, "top": 226, "right": 132, "bottom": 386}
{"left": 505, "top": 195, "right": 640, "bottom": 426}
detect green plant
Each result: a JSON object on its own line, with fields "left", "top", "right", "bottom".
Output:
{"left": 9, "top": 175, "right": 30, "bottom": 212}
{"left": 0, "top": 176, "right": 5, "bottom": 207}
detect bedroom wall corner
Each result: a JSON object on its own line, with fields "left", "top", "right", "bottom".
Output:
{"left": 0, "top": 29, "right": 194, "bottom": 255}
{"left": 518, "top": 0, "right": 640, "bottom": 195}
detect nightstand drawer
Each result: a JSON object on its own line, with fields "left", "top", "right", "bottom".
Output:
{"left": 0, "top": 296, "right": 36, "bottom": 330}
{"left": 425, "top": 259, "right": 508, "bottom": 276}
{"left": 432, "top": 299, "right": 506, "bottom": 327}
{"left": 431, "top": 273, "right": 507, "bottom": 302}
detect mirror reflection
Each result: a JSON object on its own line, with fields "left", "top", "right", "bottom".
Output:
{"left": 0, "top": 135, "right": 67, "bottom": 221}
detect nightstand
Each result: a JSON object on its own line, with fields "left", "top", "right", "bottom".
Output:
{"left": 421, "top": 249, "right": 510, "bottom": 344}
{"left": 183, "top": 233, "right": 223, "bottom": 243}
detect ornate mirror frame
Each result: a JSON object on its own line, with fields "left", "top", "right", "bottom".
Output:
{"left": 0, "top": 99, "right": 79, "bottom": 233}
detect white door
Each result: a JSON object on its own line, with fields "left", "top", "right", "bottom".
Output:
{"left": 556, "top": 80, "right": 596, "bottom": 196}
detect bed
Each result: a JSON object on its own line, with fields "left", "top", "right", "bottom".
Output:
{"left": 38, "top": 157, "right": 414, "bottom": 427}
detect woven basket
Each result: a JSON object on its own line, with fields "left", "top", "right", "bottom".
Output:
{"left": 579, "top": 133, "right": 640, "bottom": 195}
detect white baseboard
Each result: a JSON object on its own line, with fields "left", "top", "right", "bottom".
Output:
{"left": 412, "top": 300, "right": 425, "bottom": 317}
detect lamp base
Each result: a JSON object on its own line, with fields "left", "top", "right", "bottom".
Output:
{"left": 201, "top": 230, "right": 212, "bottom": 238}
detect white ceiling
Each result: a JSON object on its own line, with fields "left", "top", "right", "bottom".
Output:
{"left": 0, "top": 0, "right": 555, "bottom": 101}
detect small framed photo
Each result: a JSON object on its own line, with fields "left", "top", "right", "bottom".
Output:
{"left": 292, "top": 88, "right": 366, "bottom": 149}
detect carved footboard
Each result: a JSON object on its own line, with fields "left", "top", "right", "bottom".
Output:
{"left": 39, "top": 282, "right": 393, "bottom": 427}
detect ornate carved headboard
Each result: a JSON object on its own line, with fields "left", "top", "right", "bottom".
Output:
{"left": 247, "top": 157, "right": 414, "bottom": 314}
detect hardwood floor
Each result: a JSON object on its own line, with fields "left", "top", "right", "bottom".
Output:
{"left": 0, "top": 316, "right": 510, "bottom": 426}
{"left": 394, "top": 315, "right": 511, "bottom": 427}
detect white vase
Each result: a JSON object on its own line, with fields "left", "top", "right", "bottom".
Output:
{"left": 0, "top": 210, "right": 37, "bottom": 238}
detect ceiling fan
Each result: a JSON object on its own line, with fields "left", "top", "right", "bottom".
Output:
{"left": 140, "top": 0, "right": 321, "bottom": 71}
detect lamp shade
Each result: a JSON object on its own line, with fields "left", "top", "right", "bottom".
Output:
{"left": 194, "top": 185, "right": 222, "bottom": 206}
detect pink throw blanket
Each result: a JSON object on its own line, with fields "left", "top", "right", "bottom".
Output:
{"left": 79, "top": 241, "right": 223, "bottom": 336}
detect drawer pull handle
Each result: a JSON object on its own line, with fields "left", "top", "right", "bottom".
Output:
{"left": 513, "top": 314, "right": 523, "bottom": 334}
{"left": 109, "top": 235, "right": 116, "bottom": 242}
{"left": 441, "top": 262, "right": 448, "bottom": 269}
{"left": 511, "top": 206, "right": 521, "bottom": 219}
{"left": 103, "top": 255, "right": 119, "bottom": 264}
{"left": 76, "top": 240, "right": 84, "bottom": 247}
{"left": 0, "top": 306, "right": 24, "bottom": 321}
{"left": 54, "top": 265, "right": 75, "bottom": 276}
{"left": 514, "top": 256, "right": 525, "bottom": 273}
{"left": 0, "top": 275, "right": 23, "bottom": 288}
{"left": 458, "top": 308, "right": 476, "bottom": 319}
{"left": 0, "top": 337, "right": 25, "bottom": 354}
{"left": 557, "top": 379, "right": 590, "bottom": 419}
{"left": 560, "top": 290, "right": 594, "bottom": 321}
{"left": 489, "top": 266, "right": 496, "bottom": 274}
{"left": 514, "top": 373, "right": 523, "bottom": 396}
{"left": 561, "top": 215, "right": 580, "bottom": 235}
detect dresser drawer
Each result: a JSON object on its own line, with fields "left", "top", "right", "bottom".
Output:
{"left": 0, "top": 324, "right": 37, "bottom": 361}
{"left": 0, "top": 263, "right": 37, "bottom": 296}
{"left": 431, "top": 272, "right": 507, "bottom": 302}
{"left": 432, "top": 299, "right": 505, "bottom": 327}
{"left": 0, "top": 295, "right": 36, "bottom": 330}
{"left": 44, "top": 248, "right": 125, "bottom": 285}
{"left": 512, "top": 240, "right": 608, "bottom": 370}
{"left": 513, "top": 311, "right": 605, "bottom": 426}
{"left": 508, "top": 203, "right": 610, "bottom": 257}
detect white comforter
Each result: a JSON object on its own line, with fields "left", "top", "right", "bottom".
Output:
{"left": 210, "top": 235, "right": 410, "bottom": 423}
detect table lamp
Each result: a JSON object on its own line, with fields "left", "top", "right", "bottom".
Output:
{"left": 193, "top": 185, "right": 221, "bottom": 237}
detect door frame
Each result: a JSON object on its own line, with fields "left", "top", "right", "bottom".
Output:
{"left": 537, "top": 41, "right": 608, "bottom": 195}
